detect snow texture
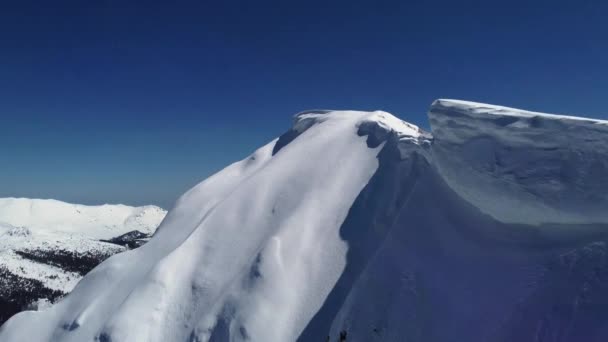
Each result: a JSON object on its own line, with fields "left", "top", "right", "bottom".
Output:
{"left": 2, "top": 100, "right": 608, "bottom": 342}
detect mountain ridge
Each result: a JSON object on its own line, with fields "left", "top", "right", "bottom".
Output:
{"left": 2, "top": 100, "right": 608, "bottom": 342}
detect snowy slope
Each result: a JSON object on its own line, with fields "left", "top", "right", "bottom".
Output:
{"left": 0, "top": 199, "right": 166, "bottom": 325}
{"left": 2, "top": 101, "right": 608, "bottom": 342}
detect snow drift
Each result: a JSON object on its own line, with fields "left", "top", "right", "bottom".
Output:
{"left": 2, "top": 100, "right": 608, "bottom": 342}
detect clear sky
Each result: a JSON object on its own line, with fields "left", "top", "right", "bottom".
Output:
{"left": 1, "top": 0, "right": 607, "bottom": 208}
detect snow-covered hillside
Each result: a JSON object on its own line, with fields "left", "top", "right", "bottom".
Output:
{"left": 0, "top": 199, "right": 166, "bottom": 325}
{"left": 2, "top": 101, "right": 608, "bottom": 342}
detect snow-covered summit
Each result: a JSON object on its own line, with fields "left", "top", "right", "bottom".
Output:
{"left": 293, "top": 109, "right": 424, "bottom": 138}
{"left": 0, "top": 198, "right": 166, "bottom": 239}
{"left": 2, "top": 102, "right": 608, "bottom": 342}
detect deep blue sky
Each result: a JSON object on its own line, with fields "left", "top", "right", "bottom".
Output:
{"left": 1, "top": 0, "right": 607, "bottom": 208}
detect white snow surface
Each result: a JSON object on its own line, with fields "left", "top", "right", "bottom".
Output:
{"left": 2, "top": 101, "right": 608, "bottom": 341}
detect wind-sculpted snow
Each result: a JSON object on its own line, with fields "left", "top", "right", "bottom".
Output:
{"left": 2, "top": 101, "right": 608, "bottom": 342}
{"left": 430, "top": 99, "right": 608, "bottom": 225}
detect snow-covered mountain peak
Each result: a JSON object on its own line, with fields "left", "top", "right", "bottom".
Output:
{"left": 287, "top": 110, "right": 431, "bottom": 164}
{"left": 292, "top": 109, "right": 333, "bottom": 133}
{"left": 360, "top": 111, "right": 430, "bottom": 152}
{"left": 366, "top": 110, "right": 422, "bottom": 136}
{"left": 273, "top": 109, "right": 428, "bottom": 160}
{"left": 3, "top": 101, "right": 608, "bottom": 342}
{"left": 294, "top": 109, "right": 424, "bottom": 137}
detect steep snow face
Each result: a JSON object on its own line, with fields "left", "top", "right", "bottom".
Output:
{"left": 2, "top": 101, "right": 608, "bottom": 342}
{"left": 430, "top": 99, "right": 608, "bottom": 225}
{"left": 0, "top": 198, "right": 166, "bottom": 239}
{"left": 0, "top": 110, "right": 425, "bottom": 342}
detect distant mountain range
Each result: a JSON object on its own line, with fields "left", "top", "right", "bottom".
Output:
{"left": 0, "top": 198, "right": 166, "bottom": 325}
